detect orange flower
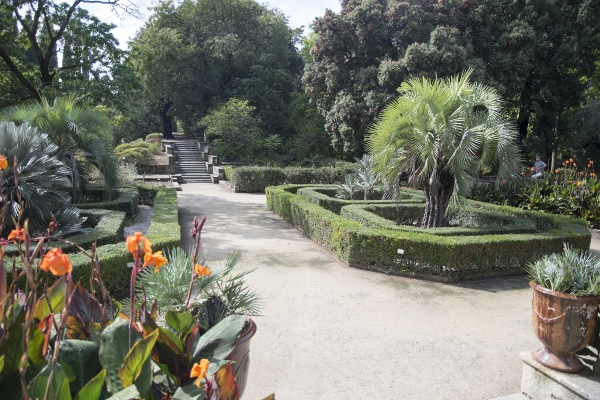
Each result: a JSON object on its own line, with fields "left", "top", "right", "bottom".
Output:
{"left": 554, "top": 169, "right": 559, "bottom": 174}
{"left": 190, "top": 359, "right": 210, "bottom": 388}
{"left": 143, "top": 250, "right": 168, "bottom": 272}
{"left": 195, "top": 263, "right": 211, "bottom": 277}
{"left": 570, "top": 158, "right": 574, "bottom": 162}
{"left": 577, "top": 181, "right": 583, "bottom": 186}
{"left": 126, "top": 232, "right": 152, "bottom": 259}
{"left": 7, "top": 227, "right": 24, "bottom": 242}
{"left": 40, "top": 248, "right": 72, "bottom": 277}
{"left": 590, "top": 160, "right": 594, "bottom": 165}
{"left": 573, "top": 163, "right": 577, "bottom": 167}
{"left": 580, "top": 171, "right": 585, "bottom": 175}
{"left": 530, "top": 166, "right": 535, "bottom": 171}
{"left": 591, "top": 173, "right": 597, "bottom": 177}
{"left": 0, "top": 155, "right": 7, "bottom": 170}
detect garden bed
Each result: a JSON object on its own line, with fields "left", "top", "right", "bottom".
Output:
{"left": 266, "top": 184, "right": 591, "bottom": 282}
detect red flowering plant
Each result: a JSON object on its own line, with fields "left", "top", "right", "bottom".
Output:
{"left": 0, "top": 156, "right": 257, "bottom": 400}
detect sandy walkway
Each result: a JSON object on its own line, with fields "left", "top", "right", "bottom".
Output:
{"left": 177, "top": 183, "right": 557, "bottom": 399}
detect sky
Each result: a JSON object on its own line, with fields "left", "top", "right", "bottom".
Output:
{"left": 85, "top": 0, "right": 342, "bottom": 49}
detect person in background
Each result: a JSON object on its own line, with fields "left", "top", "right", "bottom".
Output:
{"left": 532, "top": 155, "right": 546, "bottom": 179}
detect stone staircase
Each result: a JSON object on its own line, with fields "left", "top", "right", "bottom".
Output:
{"left": 171, "top": 138, "right": 212, "bottom": 183}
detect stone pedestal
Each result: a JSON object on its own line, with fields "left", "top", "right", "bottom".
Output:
{"left": 520, "top": 351, "right": 600, "bottom": 399}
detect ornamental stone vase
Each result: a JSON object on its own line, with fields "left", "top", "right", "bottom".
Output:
{"left": 530, "top": 281, "right": 600, "bottom": 373}
{"left": 227, "top": 318, "right": 257, "bottom": 397}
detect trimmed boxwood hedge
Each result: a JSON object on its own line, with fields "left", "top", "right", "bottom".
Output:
{"left": 266, "top": 184, "right": 591, "bottom": 282}
{"left": 341, "top": 203, "right": 537, "bottom": 236}
{"left": 75, "top": 187, "right": 139, "bottom": 217}
{"left": 5, "top": 187, "right": 180, "bottom": 294}
{"left": 297, "top": 186, "right": 425, "bottom": 214}
{"left": 227, "top": 165, "right": 354, "bottom": 193}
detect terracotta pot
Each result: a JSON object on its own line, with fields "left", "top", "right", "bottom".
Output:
{"left": 530, "top": 281, "right": 600, "bottom": 373}
{"left": 227, "top": 318, "right": 257, "bottom": 397}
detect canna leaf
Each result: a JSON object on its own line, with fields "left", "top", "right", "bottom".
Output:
{"left": 33, "top": 276, "right": 67, "bottom": 321}
{"left": 58, "top": 339, "right": 102, "bottom": 396}
{"left": 99, "top": 318, "right": 137, "bottom": 394}
{"left": 119, "top": 329, "right": 158, "bottom": 388}
{"left": 27, "top": 362, "right": 72, "bottom": 400}
{"left": 215, "top": 363, "right": 239, "bottom": 400}
{"left": 172, "top": 383, "right": 205, "bottom": 400}
{"left": 166, "top": 310, "right": 196, "bottom": 338}
{"left": 192, "top": 315, "right": 245, "bottom": 362}
{"left": 67, "top": 283, "right": 112, "bottom": 340}
{"left": 104, "top": 384, "right": 140, "bottom": 400}
{"left": 74, "top": 369, "right": 106, "bottom": 400}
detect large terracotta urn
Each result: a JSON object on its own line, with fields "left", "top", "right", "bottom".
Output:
{"left": 227, "top": 318, "right": 257, "bottom": 397}
{"left": 530, "top": 281, "right": 600, "bottom": 373}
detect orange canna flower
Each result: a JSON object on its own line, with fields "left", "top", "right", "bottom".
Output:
{"left": 530, "top": 166, "right": 535, "bottom": 171}
{"left": 591, "top": 173, "right": 597, "bottom": 177}
{"left": 554, "top": 169, "right": 559, "bottom": 174}
{"left": 570, "top": 158, "right": 574, "bottom": 162}
{"left": 7, "top": 227, "right": 24, "bottom": 242}
{"left": 194, "top": 263, "right": 211, "bottom": 277}
{"left": 580, "top": 171, "right": 585, "bottom": 175}
{"left": 573, "top": 163, "right": 577, "bottom": 167}
{"left": 577, "top": 181, "right": 583, "bottom": 186}
{"left": 40, "top": 248, "right": 72, "bottom": 277}
{"left": 126, "top": 232, "right": 152, "bottom": 259}
{"left": 190, "top": 359, "right": 210, "bottom": 388}
{"left": 0, "top": 155, "right": 7, "bottom": 170}
{"left": 143, "top": 250, "right": 168, "bottom": 272}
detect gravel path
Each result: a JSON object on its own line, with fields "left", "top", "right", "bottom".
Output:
{"left": 123, "top": 205, "right": 153, "bottom": 238}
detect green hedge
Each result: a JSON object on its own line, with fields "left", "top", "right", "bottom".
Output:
{"left": 5, "top": 187, "right": 180, "bottom": 294}
{"left": 75, "top": 188, "right": 139, "bottom": 217}
{"left": 266, "top": 184, "right": 591, "bottom": 282}
{"left": 297, "top": 186, "right": 425, "bottom": 214}
{"left": 227, "top": 165, "right": 354, "bottom": 192}
{"left": 341, "top": 203, "right": 537, "bottom": 236}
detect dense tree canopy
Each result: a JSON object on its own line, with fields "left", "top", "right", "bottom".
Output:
{"left": 130, "top": 0, "right": 304, "bottom": 140}
{"left": 0, "top": 0, "right": 137, "bottom": 107}
{"left": 305, "top": 0, "right": 600, "bottom": 160}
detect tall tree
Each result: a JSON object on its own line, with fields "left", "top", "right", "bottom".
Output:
{"left": 367, "top": 71, "right": 520, "bottom": 228}
{"left": 0, "top": 0, "right": 135, "bottom": 104}
{"left": 305, "top": 0, "right": 484, "bottom": 159}
{"left": 130, "top": 0, "right": 303, "bottom": 139}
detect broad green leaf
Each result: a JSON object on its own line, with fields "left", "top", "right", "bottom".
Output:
{"left": 0, "top": 309, "right": 25, "bottom": 385}
{"left": 33, "top": 276, "right": 67, "bottom": 320}
{"left": 58, "top": 339, "right": 102, "bottom": 395}
{"left": 99, "top": 318, "right": 139, "bottom": 394}
{"left": 141, "top": 309, "right": 189, "bottom": 381}
{"left": 119, "top": 329, "right": 158, "bottom": 388}
{"left": 192, "top": 315, "right": 245, "bottom": 362}
{"left": 28, "top": 325, "right": 45, "bottom": 364}
{"left": 74, "top": 369, "right": 106, "bottom": 400}
{"left": 0, "top": 355, "right": 3, "bottom": 374}
{"left": 166, "top": 310, "right": 195, "bottom": 337}
{"left": 104, "top": 384, "right": 140, "bottom": 400}
{"left": 172, "top": 383, "right": 205, "bottom": 400}
{"left": 27, "top": 362, "right": 72, "bottom": 400}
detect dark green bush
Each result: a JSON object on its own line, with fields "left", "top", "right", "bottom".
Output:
{"left": 228, "top": 164, "right": 354, "bottom": 192}
{"left": 75, "top": 188, "right": 139, "bottom": 217}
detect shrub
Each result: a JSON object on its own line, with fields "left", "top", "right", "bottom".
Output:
{"left": 145, "top": 132, "right": 163, "bottom": 143}
{"left": 228, "top": 164, "right": 354, "bottom": 192}
{"left": 266, "top": 184, "right": 591, "bottom": 282}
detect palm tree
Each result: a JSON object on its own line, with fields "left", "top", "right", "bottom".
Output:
{"left": 0, "top": 122, "right": 85, "bottom": 237}
{"left": 367, "top": 70, "right": 521, "bottom": 228}
{"left": 2, "top": 95, "right": 118, "bottom": 201}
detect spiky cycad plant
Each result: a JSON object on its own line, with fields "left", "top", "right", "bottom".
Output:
{"left": 0, "top": 122, "right": 86, "bottom": 237}
{"left": 367, "top": 69, "right": 521, "bottom": 228}
{"left": 2, "top": 95, "right": 118, "bottom": 201}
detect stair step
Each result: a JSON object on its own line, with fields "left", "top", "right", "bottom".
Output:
{"left": 171, "top": 137, "right": 212, "bottom": 184}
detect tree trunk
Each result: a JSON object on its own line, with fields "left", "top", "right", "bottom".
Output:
{"left": 160, "top": 99, "right": 175, "bottom": 140}
{"left": 422, "top": 182, "right": 452, "bottom": 228}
